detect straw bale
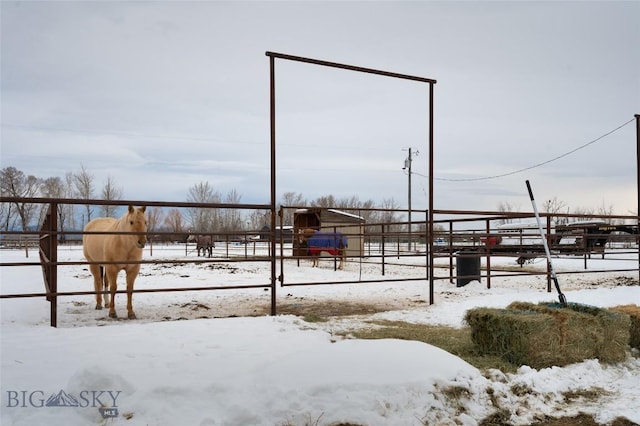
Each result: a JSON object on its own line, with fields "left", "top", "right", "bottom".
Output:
{"left": 509, "top": 302, "right": 630, "bottom": 363}
{"left": 610, "top": 304, "right": 640, "bottom": 349}
{"left": 591, "top": 306, "right": 630, "bottom": 363}
{"left": 465, "top": 307, "right": 569, "bottom": 368}
{"left": 465, "top": 301, "right": 630, "bottom": 369}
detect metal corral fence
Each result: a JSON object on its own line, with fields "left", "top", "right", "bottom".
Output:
{"left": 1, "top": 197, "right": 275, "bottom": 327}
{"left": 280, "top": 205, "right": 640, "bottom": 289}
{"left": 278, "top": 205, "right": 431, "bottom": 285}
{"left": 1, "top": 197, "right": 639, "bottom": 327}
{"left": 431, "top": 209, "right": 640, "bottom": 292}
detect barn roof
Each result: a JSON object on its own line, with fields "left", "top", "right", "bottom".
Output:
{"left": 294, "top": 208, "right": 364, "bottom": 222}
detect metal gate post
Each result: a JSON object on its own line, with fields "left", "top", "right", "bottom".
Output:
{"left": 635, "top": 114, "right": 639, "bottom": 284}
{"left": 381, "top": 224, "right": 386, "bottom": 276}
{"left": 485, "top": 219, "right": 491, "bottom": 289}
{"left": 40, "top": 202, "right": 58, "bottom": 327}
{"left": 269, "top": 53, "right": 277, "bottom": 316}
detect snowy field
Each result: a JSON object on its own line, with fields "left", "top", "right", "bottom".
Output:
{"left": 1, "top": 244, "right": 639, "bottom": 425}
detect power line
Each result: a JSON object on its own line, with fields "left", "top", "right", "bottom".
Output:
{"left": 430, "top": 117, "right": 636, "bottom": 182}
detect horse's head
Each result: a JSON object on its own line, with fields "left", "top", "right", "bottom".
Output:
{"left": 125, "top": 205, "right": 147, "bottom": 248}
{"left": 298, "top": 228, "right": 316, "bottom": 244}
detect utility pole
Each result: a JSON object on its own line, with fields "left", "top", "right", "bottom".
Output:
{"left": 403, "top": 148, "right": 417, "bottom": 251}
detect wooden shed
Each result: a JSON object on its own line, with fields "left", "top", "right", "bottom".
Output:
{"left": 293, "top": 208, "right": 365, "bottom": 257}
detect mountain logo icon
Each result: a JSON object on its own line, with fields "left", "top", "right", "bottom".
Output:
{"left": 45, "top": 390, "right": 80, "bottom": 407}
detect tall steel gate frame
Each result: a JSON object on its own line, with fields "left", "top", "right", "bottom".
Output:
{"left": 265, "top": 51, "right": 437, "bottom": 307}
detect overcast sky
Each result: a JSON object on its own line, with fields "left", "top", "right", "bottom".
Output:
{"left": 1, "top": 1, "right": 639, "bottom": 215}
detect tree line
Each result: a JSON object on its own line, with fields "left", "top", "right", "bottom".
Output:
{"left": 4, "top": 165, "right": 625, "bottom": 241}
{"left": 496, "top": 198, "right": 624, "bottom": 225}
{"left": 0, "top": 166, "right": 405, "bottom": 241}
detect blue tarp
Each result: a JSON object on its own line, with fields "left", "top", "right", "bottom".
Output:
{"left": 307, "top": 231, "right": 347, "bottom": 250}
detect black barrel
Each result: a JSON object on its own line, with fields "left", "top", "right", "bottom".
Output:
{"left": 456, "top": 250, "right": 480, "bottom": 287}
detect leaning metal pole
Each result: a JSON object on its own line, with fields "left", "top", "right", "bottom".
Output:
{"left": 526, "top": 180, "right": 567, "bottom": 306}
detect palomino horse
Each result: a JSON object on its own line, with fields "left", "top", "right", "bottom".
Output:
{"left": 298, "top": 228, "right": 348, "bottom": 269}
{"left": 83, "top": 206, "right": 147, "bottom": 319}
{"left": 187, "top": 234, "right": 214, "bottom": 257}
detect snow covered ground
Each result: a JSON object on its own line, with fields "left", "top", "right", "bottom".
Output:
{"left": 1, "top": 244, "right": 639, "bottom": 425}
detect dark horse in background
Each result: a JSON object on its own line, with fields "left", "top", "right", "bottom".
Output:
{"left": 299, "top": 228, "right": 348, "bottom": 269}
{"left": 187, "top": 234, "right": 214, "bottom": 258}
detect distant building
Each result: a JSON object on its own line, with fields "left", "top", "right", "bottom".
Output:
{"left": 293, "top": 208, "right": 365, "bottom": 257}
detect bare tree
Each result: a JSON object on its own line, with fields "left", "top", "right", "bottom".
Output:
{"left": 1, "top": 167, "right": 41, "bottom": 231}
{"left": 146, "top": 207, "right": 163, "bottom": 233}
{"left": 378, "top": 197, "right": 400, "bottom": 222}
{"left": 246, "top": 209, "right": 270, "bottom": 231}
{"left": 542, "top": 196, "right": 568, "bottom": 225}
{"left": 187, "top": 181, "right": 221, "bottom": 233}
{"left": 221, "top": 189, "right": 242, "bottom": 232}
{"left": 335, "top": 195, "right": 358, "bottom": 209}
{"left": 311, "top": 194, "right": 337, "bottom": 208}
{"left": 100, "top": 175, "right": 123, "bottom": 217}
{"left": 63, "top": 172, "right": 77, "bottom": 231}
{"left": 164, "top": 208, "right": 186, "bottom": 241}
{"left": 597, "top": 201, "right": 616, "bottom": 224}
{"left": 334, "top": 196, "right": 375, "bottom": 223}
{"left": 39, "top": 176, "right": 71, "bottom": 241}
{"left": 572, "top": 206, "right": 596, "bottom": 222}
{"left": 73, "top": 164, "right": 95, "bottom": 225}
{"left": 497, "top": 201, "right": 515, "bottom": 225}
{"left": 279, "top": 191, "right": 306, "bottom": 226}
{"left": 0, "top": 201, "right": 10, "bottom": 232}
{"left": 0, "top": 169, "right": 17, "bottom": 231}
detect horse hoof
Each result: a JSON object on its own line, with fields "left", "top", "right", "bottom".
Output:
{"left": 109, "top": 312, "right": 117, "bottom": 319}
{"left": 95, "top": 305, "right": 103, "bottom": 310}
{"left": 128, "top": 313, "right": 137, "bottom": 320}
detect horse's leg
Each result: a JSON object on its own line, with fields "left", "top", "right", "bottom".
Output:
{"left": 125, "top": 266, "right": 140, "bottom": 319}
{"left": 102, "top": 266, "right": 110, "bottom": 309}
{"left": 105, "top": 266, "right": 119, "bottom": 318}
{"left": 89, "top": 264, "right": 103, "bottom": 309}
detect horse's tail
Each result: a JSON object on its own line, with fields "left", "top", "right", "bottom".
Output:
{"left": 99, "top": 266, "right": 108, "bottom": 301}
{"left": 341, "top": 234, "right": 348, "bottom": 249}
